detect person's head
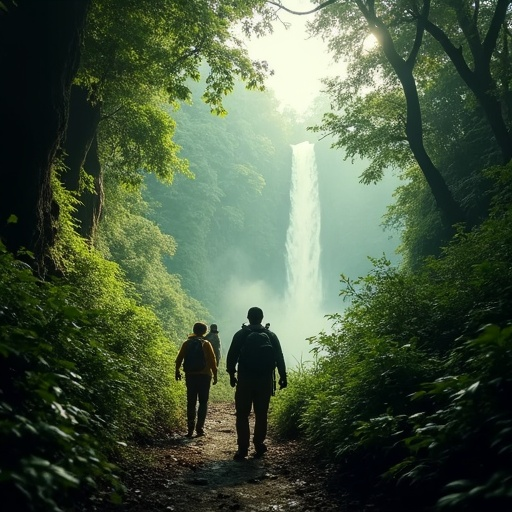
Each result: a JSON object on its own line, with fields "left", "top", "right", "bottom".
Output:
{"left": 193, "top": 322, "right": 208, "bottom": 336}
{"left": 247, "top": 307, "right": 264, "bottom": 325}
{"left": 210, "top": 323, "right": 218, "bottom": 333}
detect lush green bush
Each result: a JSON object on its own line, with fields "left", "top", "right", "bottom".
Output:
{"left": 274, "top": 168, "right": 512, "bottom": 509}
{"left": 0, "top": 178, "right": 188, "bottom": 509}
{"left": 303, "top": 333, "right": 436, "bottom": 461}
{"left": 0, "top": 243, "right": 121, "bottom": 510}
{"left": 52, "top": 170, "right": 185, "bottom": 442}
{"left": 270, "top": 358, "right": 326, "bottom": 439}
{"left": 394, "top": 323, "right": 512, "bottom": 511}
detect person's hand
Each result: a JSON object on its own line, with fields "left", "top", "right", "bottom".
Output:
{"left": 213, "top": 375, "right": 218, "bottom": 385}
{"left": 229, "top": 374, "right": 237, "bottom": 388}
{"left": 278, "top": 376, "right": 287, "bottom": 389}
{"left": 175, "top": 370, "right": 182, "bottom": 381}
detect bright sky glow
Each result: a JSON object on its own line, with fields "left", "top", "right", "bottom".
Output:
{"left": 243, "top": 0, "right": 340, "bottom": 116}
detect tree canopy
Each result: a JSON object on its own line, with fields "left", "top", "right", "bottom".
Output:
{"left": 298, "top": 0, "right": 512, "bottom": 258}
{"left": 0, "top": 0, "right": 271, "bottom": 270}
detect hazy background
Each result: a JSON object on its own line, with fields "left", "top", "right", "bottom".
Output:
{"left": 143, "top": 2, "right": 402, "bottom": 368}
{"left": 213, "top": 140, "right": 400, "bottom": 368}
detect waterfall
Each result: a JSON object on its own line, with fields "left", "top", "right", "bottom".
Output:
{"left": 219, "top": 140, "right": 325, "bottom": 366}
{"left": 285, "top": 141, "right": 323, "bottom": 312}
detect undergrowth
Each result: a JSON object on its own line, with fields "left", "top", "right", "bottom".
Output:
{"left": 271, "top": 167, "right": 512, "bottom": 511}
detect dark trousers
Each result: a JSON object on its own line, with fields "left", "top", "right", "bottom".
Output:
{"left": 185, "top": 374, "right": 212, "bottom": 432}
{"left": 235, "top": 374, "right": 273, "bottom": 450}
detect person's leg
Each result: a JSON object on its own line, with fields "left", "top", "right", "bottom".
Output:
{"left": 185, "top": 375, "right": 198, "bottom": 436}
{"left": 196, "top": 375, "right": 211, "bottom": 435}
{"left": 252, "top": 375, "right": 273, "bottom": 454}
{"left": 234, "top": 378, "right": 253, "bottom": 457}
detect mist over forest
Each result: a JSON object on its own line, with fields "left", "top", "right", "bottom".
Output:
{"left": 140, "top": 80, "right": 400, "bottom": 365}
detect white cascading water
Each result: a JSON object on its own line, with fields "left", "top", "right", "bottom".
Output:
{"left": 285, "top": 141, "right": 323, "bottom": 316}
{"left": 221, "top": 140, "right": 324, "bottom": 366}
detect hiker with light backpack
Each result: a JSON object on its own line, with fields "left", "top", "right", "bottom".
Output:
{"left": 175, "top": 322, "right": 218, "bottom": 437}
{"left": 226, "top": 307, "right": 287, "bottom": 460}
{"left": 205, "top": 323, "right": 221, "bottom": 366}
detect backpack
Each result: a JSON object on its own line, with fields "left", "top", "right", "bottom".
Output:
{"left": 183, "top": 338, "right": 206, "bottom": 372}
{"left": 238, "top": 330, "right": 276, "bottom": 376}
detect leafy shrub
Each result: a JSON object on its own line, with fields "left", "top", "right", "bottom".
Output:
{"left": 51, "top": 168, "right": 185, "bottom": 442}
{"left": 0, "top": 244, "right": 121, "bottom": 510}
{"left": 0, "top": 178, "right": 188, "bottom": 508}
{"left": 277, "top": 170, "right": 512, "bottom": 508}
{"left": 52, "top": 232, "right": 184, "bottom": 443}
{"left": 302, "top": 333, "right": 436, "bottom": 463}
{"left": 395, "top": 323, "right": 512, "bottom": 511}
{"left": 270, "top": 357, "right": 326, "bottom": 439}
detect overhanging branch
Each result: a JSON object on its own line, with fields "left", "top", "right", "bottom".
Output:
{"left": 266, "top": 0, "right": 339, "bottom": 16}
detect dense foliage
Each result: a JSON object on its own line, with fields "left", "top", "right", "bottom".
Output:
{"left": 271, "top": 164, "right": 512, "bottom": 510}
{"left": 0, "top": 221, "right": 184, "bottom": 509}
{"left": 310, "top": 0, "right": 511, "bottom": 265}
{"left": 94, "top": 176, "right": 209, "bottom": 341}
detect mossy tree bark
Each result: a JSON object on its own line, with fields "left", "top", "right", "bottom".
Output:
{"left": 0, "top": 0, "right": 90, "bottom": 274}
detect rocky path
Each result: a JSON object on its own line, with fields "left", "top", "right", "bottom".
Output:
{"left": 86, "top": 402, "right": 376, "bottom": 512}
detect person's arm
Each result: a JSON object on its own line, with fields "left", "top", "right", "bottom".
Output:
{"left": 226, "top": 331, "right": 244, "bottom": 386}
{"left": 269, "top": 332, "right": 287, "bottom": 389}
{"left": 175, "top": 341, "right": 187, "bottom": 380}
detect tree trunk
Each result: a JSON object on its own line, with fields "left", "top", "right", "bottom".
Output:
{"left": 400, "top": 70, "right": 466, "bottom": 229}
{"left": 0, "top": 0, "right": 90, "bottom": 274}
{"left": 62, "top": 84, "right": 103, "bottom": 240}
{"left": 367, "top": 7, "right": 466, "bottom": 231}
{"left": 81, "top": 131, "right": 104, "bottom": 241}
{"left": 421, "top": 0, "right": 512, "bottom": 163}
{"left": 476, "top": 82, "right": 512, "bottom": 163}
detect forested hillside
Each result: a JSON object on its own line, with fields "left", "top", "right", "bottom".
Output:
{"left": 142, "top": 79, "right": 294, "bottom": 310}
{"left": 1, "top": 1, "right": 512, "bottom": 511}
{"left": 139, "top": 81, "right": 399, "bottom": 326}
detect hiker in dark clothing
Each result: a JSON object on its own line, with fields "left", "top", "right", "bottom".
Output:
{"left": 175, "top": 322, "right": 218, "bottom": 437}
{"left": 205, "top": 323, "right": 222, "bottom": 365}
{"left": 226, "top": 307, "right": 287, "bottom": 460}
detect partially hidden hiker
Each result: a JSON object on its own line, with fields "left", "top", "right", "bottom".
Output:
{"left": 205, "top": 323, "right": 222, "bottom": 366}
{"left": 226, "top": 306, "right": 287, "bottom": 460}
{"left": 175, "top": 322, "right": 218, "bottom": 437}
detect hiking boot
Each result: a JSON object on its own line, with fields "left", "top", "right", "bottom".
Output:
{"left": 185, "top": 431, "right": 194, "bottom": 438}
{"left": 254, "top": 443, "right": 267, "bottom": 457}
{"left": 196, "top": 429, "right": 205, "bottom": 437}
{"left": 233, "top": 449, "right": 248, "bottom": 461}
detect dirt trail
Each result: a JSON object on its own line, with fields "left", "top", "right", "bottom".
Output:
{"left": 87, "top": 402, "right": 375, "bottom": 512}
